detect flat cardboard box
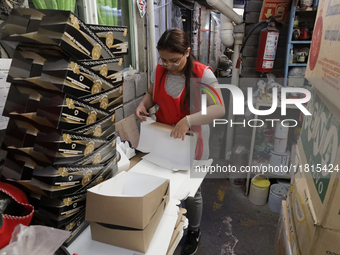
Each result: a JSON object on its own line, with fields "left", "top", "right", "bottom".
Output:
{"left": 305, "top": 1, "right": 340, "bottom": 110}
{"left": 71, "top": 110, "right": 116, "bottom": 139}
{"left": 274, "top": 201, "right": 294, "bottom": 255}
{"left": 33, "top": 162, "right": 108, "bottom": 187}
{"left": 8, "top": 50, "right": 118, "bottom": 98}
{"left": 297, "top": 89, "right": 340, "bottom": 231}
{"left": 30, "top": 153, "right": 118, "bottom": 197}
{"left": 1, "top": 153, "right": 35, "bottom": 180}
{"left": 80, "top": 58, "right": 124, "bottom": 85}
{"left": 2, "top": 131, "right": 112, "bottom": 168}
{"left": 87, "top": 25, "right": 128, "bottom": 56}
{"left": 3, "top": 84, "right": 109, "bottom": 130}
{"left": 89, "top": 198, "right": 167, "bottom": 253}
{"left": 33, "top": 130, "right": 108, "bottom": 164}
{"left": 86, "top": 171, "right": 169, "bottom": 229}
{"left": 289, "top": 171, "right": 340, "bottom": 255}
{"left": 39, "top": 190, "right": 87, "bottom": 216}
{"left": 1, "top": 8, "right": 114, "bottom": 60}
{"left": 80, "top": 85, "right": 123, "bottom": 113}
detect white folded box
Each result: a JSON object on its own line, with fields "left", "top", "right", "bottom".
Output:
{"left": 85, "top": 171, "right": 170, "bottom": 253}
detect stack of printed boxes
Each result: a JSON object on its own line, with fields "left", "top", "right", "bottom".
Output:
{"left": 0, "top": 8, "right": 128, "bottom": 245}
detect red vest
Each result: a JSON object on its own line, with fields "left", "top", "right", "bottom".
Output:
{"left": 153, "top": 61, "right": 212, "bottom": 160}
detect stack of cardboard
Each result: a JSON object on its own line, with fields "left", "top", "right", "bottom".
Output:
{"left": 282, "top": 1, "right": 340, "bottom": 254}
{"left": 0, "top": 8, "right": 127, "bottom": 246}
{"left": 286, "top": 89, "right": 340, "bottom": 255}
{"left": 85, "top": 171, "right": 170, "bottom": 253}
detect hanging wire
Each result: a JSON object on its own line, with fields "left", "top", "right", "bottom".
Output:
{"left": 173, "top": 0, "right": 194, "bottom": 11}
{"left": 154, "top": 0, "right": 173, "bottom": 10}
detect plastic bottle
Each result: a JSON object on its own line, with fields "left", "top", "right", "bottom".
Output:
{"left": 289, "top": 49, "right": 294, "bottom": 64}
{"left": 129, "top": 65, "right": 133, "bottom": 76}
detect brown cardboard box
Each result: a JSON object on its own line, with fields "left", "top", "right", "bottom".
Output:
{"left": 86, "top": 171, "right": 169, "bottom": 229}
{"left": 289, "top": 170, "right": 340, "bottom": 255}
{"left": 274, "top": 200, "right": 301, "bottom": 255}
{"left": 305, "top": 1, "right": 340, "bottom": 110}
{"left": 89, "top": 198, "right": 167, "bottom": 253}
{"left": 289, "top": 90, "right": 340, "bottom": 255}
{"left": 115, "top": 114, "right": 140, "bottom": 148}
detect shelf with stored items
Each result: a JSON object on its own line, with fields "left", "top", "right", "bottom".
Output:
{"left": 284, "top": 2, "right": 317, "bottom": 87}
{"left": 244, "top": 98, "right": 301, "bottom": 196}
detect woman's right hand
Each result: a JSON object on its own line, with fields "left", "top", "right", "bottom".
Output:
{"left": 135, "top": 104, "right": 149, "bottom": 122}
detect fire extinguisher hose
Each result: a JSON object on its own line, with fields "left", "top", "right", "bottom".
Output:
{"left": 236, "top": 19, "right": 282, "bottom": 69}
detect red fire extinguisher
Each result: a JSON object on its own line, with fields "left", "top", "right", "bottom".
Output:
{"left": 255, "top": 22, "right": 280, "bottom": 73}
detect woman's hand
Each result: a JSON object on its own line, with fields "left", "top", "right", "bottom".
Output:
{"left": 135, "top": 104, "right": 149, "bottom": 122}
{"left": 170, "top": 117, "right": 190, "bottom": 141}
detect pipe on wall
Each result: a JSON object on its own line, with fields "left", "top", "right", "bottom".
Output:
{"left": 147, "top": 0, "right": 158, "bottom": 70}
{"left": 220, "top": 0, "right": 234, "bottom": 47}
{"left": 206, "top": 0, "right": 243, "bottom": 25}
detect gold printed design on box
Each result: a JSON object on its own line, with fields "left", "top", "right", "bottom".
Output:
{"left": 92, "top": 45, "right": 101, "bottom": 60}
{"left": 70, "top": 14, "right": 80, "bottom": 30}
{"left": 99, "top": 95, "right": 108, "bottom": 110}
{"left": 112, "top": 139, "right": 116, "bottom": 147}
{"left": 123, "top": 29, "right": 128, "bottom": 37}
{"left": 118, "top": 58, "right": 123, "bottom": 66}
{"left": 66, "top": 222, "right": 76, "bottom": 231}
{"left": 106, "top": 32, "right": 114, "bottom": 48}
{"left": 63, "top": 134, "right": 73, "bottom": 144}
{"left": 82, "top": 170, "right": 92, "bottom": 186}
{"left": 91, "top": 80, "right": 102, "bottom": 94}
{"left": 70, "top": 62, "right": 80, "bottom": 74}
{"left": 93, "top": 154, "right": 101, "bottom": 165}
{"left": 66, "top": 98, "right": 75, "bottom": 109}
{"left": 86, "top": 111, "right": 97, "bottom": 125}
{"left": 113, "top": 157, "right": 117, "bottom": 165}
{"left": 63, "top": 197, "right": 73, "bottom": 206}
{"left": 119, "top": 86, "right": 123, "bottom": 94}
{"left": 111, "top": 113, "right": 115, "bottom": 122}
{"left": 84, "top": 141, "right": 95, "bottom": 156}
{"left": 100, "top": 65, "right": 108, "bottom": 77}
{"left": 93, "top": 125, "right": 102, "bottom": 137}
{"left": 59, "top": 167, "right": 69, "bottom": 177}
{"left": 96, "top": 176, "right": 104, "bottom": 184}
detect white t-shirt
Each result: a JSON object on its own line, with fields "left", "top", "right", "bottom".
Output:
{"left": 150, "top": 67, "right": 218, "bottom": 160}
{"left": 150, "top": 67, "right": 218, "bottom": 98}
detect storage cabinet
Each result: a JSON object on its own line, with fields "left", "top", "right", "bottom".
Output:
{"left": 284, "top": 2, "right": 317, "bottom": 87}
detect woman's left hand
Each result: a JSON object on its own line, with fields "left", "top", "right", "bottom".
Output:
{"left": 170, "top": 117, "right": 190, "bottom": 141}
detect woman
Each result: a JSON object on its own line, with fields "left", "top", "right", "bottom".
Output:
{"left": 135, "top": 28, "right": 225, "bottom": 255}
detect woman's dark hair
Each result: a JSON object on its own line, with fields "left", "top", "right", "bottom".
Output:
{"left": 157, "top": 28, "right": 197, "bottom": 113}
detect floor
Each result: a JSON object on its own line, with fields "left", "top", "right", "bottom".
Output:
{"left": 174, "top": 124, "right": 280, "bottom": 255}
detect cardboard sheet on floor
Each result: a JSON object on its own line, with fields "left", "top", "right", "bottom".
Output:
{"left": 136, "top": 118, "right": 197, "bottom": 171}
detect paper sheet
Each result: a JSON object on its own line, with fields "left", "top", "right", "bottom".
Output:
{"left": 0, "top": 59, "right": 12, "bottom": 130}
